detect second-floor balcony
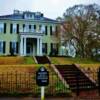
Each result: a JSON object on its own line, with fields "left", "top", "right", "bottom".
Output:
{"left": 19, "top": 29, "right": 45, "bottom": 36}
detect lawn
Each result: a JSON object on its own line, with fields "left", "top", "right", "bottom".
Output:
{"left": 50, "top": 57, "right": 100, "bottom": 64}
{"left": 0, "top": 56, "right": 71, "bottom": 96}
{"left": 0, "top": 56, "right": 99, "bottom": 96}
{"left": 24, "top": 56, "right": 36, "bottom": 64}
{"left": 0, "top": 56, "right": 35, "bottom": 65}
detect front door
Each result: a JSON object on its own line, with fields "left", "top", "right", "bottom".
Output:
{"left": 26, "top": 38, "right": 33, "bottom": 55}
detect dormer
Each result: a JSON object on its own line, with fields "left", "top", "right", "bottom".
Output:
{"left": 34, "top": 12, "right": 44, "bottom": 19}
{"left": 13, "top": 10, "right": 23, "bottom": 15}
{"left": 24, "top": 11, "right": 35, "bottom": 19}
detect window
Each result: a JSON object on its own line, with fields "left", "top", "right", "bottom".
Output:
{"left": 39, "top": 25, "right": 41, "bottom": 31}
{"left": 0, "top": 23, "right": 4, "bottom": 33}
{"left": 52, "top": 26, "right": 56, "bottom": 36}
{"left": 13, "top": 24, "right": 17, "bottom": 33}
{"left": 52, "top": 26, "right": 55, "bottom": 33}
{"left": 23, "top": 24, "right": 29, "bottom": 32}
{"left": 50, "top": 43, "right": 58, "bottom": 55}
{"left": 10, "top": 24, "right": 18, "bottom": 33}
{"left": 31, "top": 25, "right": 34, "bottom": 32}
{"left": 0, "top": 41, "right": 3, "bottom": 53}
{"left": 0, "top": 41, "right": 5, "bottom": 53}
{"left": 39, "top": 25, "right": 45, "bottom": 33}
{"left": 24, "top": 13, "right": 34, "bottom": 19}
{"left": 42, "top": 43, "right": 47, "bottom": 54}
{"left": 10, "top": 42, "right": 18, "bottom": 54}
{"left": 41, "top": 25, "right": 45, "bottom": 33}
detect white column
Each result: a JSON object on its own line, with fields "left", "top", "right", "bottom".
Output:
{"left": 40, "top": 38, "right": 42, "bottom": 56}
{"left": 37, "top": 38, "right": 40, "bottom": 55}
{"left": 20, "top": 37, "right": 23, "bottom": 56}
{"left": 24, "top": 37, "right": 26, "bottom": 56}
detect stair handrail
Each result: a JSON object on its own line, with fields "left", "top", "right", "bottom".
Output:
{"left": 50, "top": 64, "right": 71, "bottom": 90}
{"left": 46, "top": 56, "right": 51, "bottom": 64}
{"left": 34, "top": 56, "right": 38, "bottom": 64}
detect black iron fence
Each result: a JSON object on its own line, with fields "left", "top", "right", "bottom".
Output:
{"left": 0, "top": 71, "right": 71, "bottom": 97}
{"left": 75, "top": 67, "right": 100, "bottom": 96}
{"left": 0, "top": 67, "right": 100, "bottom": 97}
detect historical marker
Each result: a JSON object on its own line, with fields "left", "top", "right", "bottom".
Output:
{"left": 36, "top": 66, "right": 49, "bottom": 100}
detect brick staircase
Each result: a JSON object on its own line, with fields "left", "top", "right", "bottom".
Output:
{"left": 55, "top": 64, "right": 97, "bottom": 96}
{"left": 35, "top": 56, "right": 51, "bottom": 64}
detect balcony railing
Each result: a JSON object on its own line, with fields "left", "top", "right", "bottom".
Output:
{"left": 19, "top": 29, "right": 45, "bottom": 36}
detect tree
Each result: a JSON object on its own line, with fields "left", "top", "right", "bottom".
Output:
{"left": 61, "top": 4, "right": 100, "bottom": 58}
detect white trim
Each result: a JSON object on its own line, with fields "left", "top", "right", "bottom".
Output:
{"left": 23, "top": 37, "right": 26, "bottom": 56}
{"left": 40, "top": 38, "right": 42, "bottom": 56}
{"left": 20, "top": 35, "right": 43, "bottom": 56}
{"left": 20, "top": 37, "right": 23, "bottom": 56}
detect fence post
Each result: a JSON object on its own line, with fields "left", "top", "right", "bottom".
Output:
{"left": 98, "top": 67, "right": 100, "bottom": 95}
{"left": 76, "top": 72, "right": 79, "bottom": 96}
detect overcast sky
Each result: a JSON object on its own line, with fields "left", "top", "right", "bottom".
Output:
{"left": 0, "top": 0, "right": 99, "bottom": 19}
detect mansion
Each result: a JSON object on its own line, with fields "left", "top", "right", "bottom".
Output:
{"left": 0, "top": 10, "right": 60, "bottom": 56}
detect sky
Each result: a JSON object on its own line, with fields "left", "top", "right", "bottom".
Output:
{"left": 0, "top": 0, "right": 99, "bottom": 19}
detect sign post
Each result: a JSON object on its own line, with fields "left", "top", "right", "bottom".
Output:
{"left": 41, "top": 86, "right": 45, "bottom": 100}
{"left": 36, "top": 66, "right": 49, "bottom": 100}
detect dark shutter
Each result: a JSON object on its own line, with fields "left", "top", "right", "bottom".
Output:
{"left": 45, "top": 26, "right": 47, "bottom": 35}
{"left": 45, "top": 43, "right": 47, "bottom": 53}
{"left": 17, "top": 24, "right": 19, "bottom": 33}
{"left": 23, "top": 24, "right": 25, "bottom": 32}
{"left": 16, "top": 42, "right": 18, "bottom": 54}
{"left": 50, "top": 26, "right": 52, "bottom": 35}
{"left": 10, "top": 42, "right": 12, "bottom": 53}
{"left": 3, "top": 41, "right": 5, "bottom": 53}
{"left": 29, "top": 25, "right": 31, "bottom": 29}
{"left": 23, "top": 24, "right": 25, "bottom": 28}
{"left": 51, "top": 43, "right": 53, "bottom": 51}
{"left": 4, "top": 23, "right": 6, "bottom": 33}
{"left": 34, "top": 25, "right": 36, "bottom": 30}
{"left": 10, "top": 24, "right": 13, "bottom": 33}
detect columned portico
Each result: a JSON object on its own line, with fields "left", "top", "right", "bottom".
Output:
{"left": 20, "top": 35, "right": 43, "bottom": 56}
{"left": 23, "top": 38, "right": 26, "bottom": 55}
{"left": 20, "top": 37, "right": 24, "bottom": 56}
{"left": 39, "top": 38, "right": 42, "bottom": 55}
{"left": 37, "top": 38, "right": 40, "bottom": 56}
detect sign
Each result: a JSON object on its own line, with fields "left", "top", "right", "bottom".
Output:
{"left": 36, "top": 66, "right": 49, "bottom": 86}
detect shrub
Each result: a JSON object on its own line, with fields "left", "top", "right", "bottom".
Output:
{"left": 93, "top": 54, "right": 100, "bottom": 61}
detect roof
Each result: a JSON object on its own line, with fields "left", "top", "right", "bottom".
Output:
{"left": 0, "top": 11, "right": 59, "bottom": 23}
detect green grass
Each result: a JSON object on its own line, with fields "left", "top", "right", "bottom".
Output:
{"left": 24, "top": 56, "right": 36, "bottom": 64}
{"left": 50, "top": 57, "right": 100, "bottom": 64}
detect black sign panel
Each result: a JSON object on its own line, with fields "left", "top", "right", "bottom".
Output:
{"left": 36, "top": 66, "right": 49, "bottom": 86}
